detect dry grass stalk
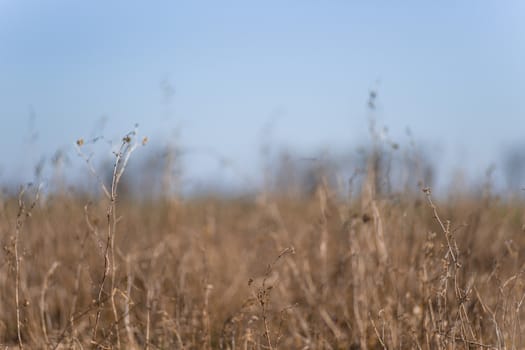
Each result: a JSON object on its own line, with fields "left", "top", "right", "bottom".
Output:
{"left": 12, "top": 184, "right": 41, "bottom": 349}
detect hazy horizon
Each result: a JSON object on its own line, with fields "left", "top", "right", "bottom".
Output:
{"left": 1, "top": 1, "right": 524, "bottom": 194}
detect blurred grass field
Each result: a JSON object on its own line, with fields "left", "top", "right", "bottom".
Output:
{"left": 1, "top": 129, "right": 525, "bottom": 350}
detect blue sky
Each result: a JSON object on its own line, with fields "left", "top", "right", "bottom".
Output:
{"left": 0, "top": 1, "right": 524, "bottom": 192}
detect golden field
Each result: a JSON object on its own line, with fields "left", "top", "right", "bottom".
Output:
{"left": 1, "top": 135, "right": 525, "bottom": 350}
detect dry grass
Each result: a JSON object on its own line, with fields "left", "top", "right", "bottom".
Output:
{"left": 1, "top": 133, "right": 525, "bottom": 349}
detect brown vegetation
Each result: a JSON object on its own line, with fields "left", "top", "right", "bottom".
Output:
{"left": 1, "top": 131, "right": 525, "bottom": 349}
